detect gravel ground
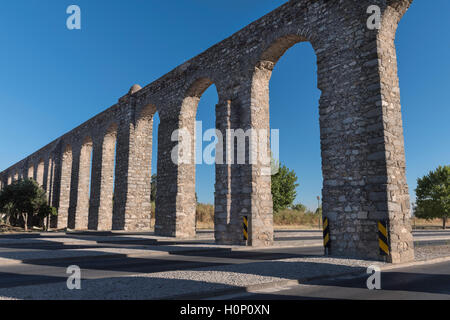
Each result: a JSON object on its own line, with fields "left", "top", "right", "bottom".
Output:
{"left": 0, "top": 256, "right": 383, "bottom": 300}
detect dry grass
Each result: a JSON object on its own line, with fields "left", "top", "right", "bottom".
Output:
{"left": 196, "top": 203, "right": 214, "bottom": 225}
{"left": 2, "top": 203, "right": 437, "bottom": 233}
{"left": 273, "top": 209, "right": 320, "bottom": 227}
{"left": 193, "top": 205, "right": 322, "bottom": 230}
{"left": 412, "top": 217, "right": 447, "bottom": 229}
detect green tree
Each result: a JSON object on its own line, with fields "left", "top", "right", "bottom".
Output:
{"left": 315, "top": 207, "right": 322, "bottom": 216}
{"left": 150, "top": 174, "right": 157, "bottom": 202}
{"left": 291, "top": 203, "right": 307, "bottom": 212}
{"left": 0, "top": 179, "right": 53, "bottom": 231}
{"left": 38, "top": 204, "right": 58, "bottom": 231}
{"left": 271, "top": 163, "right": 299, "bottom": 213}
{"left": 415, "top": 165, "right": 450, "bottom": 229}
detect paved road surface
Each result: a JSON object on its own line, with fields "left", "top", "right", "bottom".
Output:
{"left": 222, "top": 260, "right": 450, "bottom": 300}
{"left": 0, "top": 246, "right": 323, "bottom": 289}
{"left": 0, "top": 229, "right": 448, "bottom": 299}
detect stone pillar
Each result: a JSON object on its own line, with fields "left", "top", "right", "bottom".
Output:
{"left": 68, "top": 146, "right": 81, "bottom": 229}
{"left": 317, "top": 0, "right": 414, "bottom": 263}
{"left": 74, "top": 139, "right": 92, "bottom": 230}
{"left": 214, "top": 100, "right": 244, "bottom": 244}
{"left": 111, "top": 120, "right": 132, "bottom": 230}
{"left": 89, "top": 126, "right": 117, "bottom": 231}
{"left": 57, "top": 145, "right": 72, "bottom": 229}
{"left": 27, "top": 165, "right": 33, "bottom": 180}
{"left": 36, "top": 160, "right": 45, "bottom": 187}
{"left": 155, "top": 113, "right": 196, "bottom": 238}
{"left": 239, "top": 75, "right": 274, "bottom": 247}
{"left": 43, "top": 158, "right": 50, "bottom": 192}
{"left": 50, "top": 152, "right": 62, "bottom": 229}
{"left": 46, "top": 157, "right": 55, "bottom": 205}
{"left": 112, "top": 89, "right": 153, "bottom": 231}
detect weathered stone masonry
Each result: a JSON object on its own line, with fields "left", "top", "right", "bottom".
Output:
{"left": 0, "top": 0, "right": 414, "bottom": 263}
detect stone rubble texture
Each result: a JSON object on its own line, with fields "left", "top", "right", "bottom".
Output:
{"left": 0, "top": 0, "right": 415, "bottom": 263}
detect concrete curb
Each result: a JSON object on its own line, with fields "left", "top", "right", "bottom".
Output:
{"left": 379, "top": 255, "right": 450, "bottom": 271}
{"left": 164, "top": 255, "right": 450, "bottom": 300}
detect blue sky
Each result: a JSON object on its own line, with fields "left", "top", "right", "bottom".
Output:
{"left": 0, "top": 1, "right": 449, "bottom": 210}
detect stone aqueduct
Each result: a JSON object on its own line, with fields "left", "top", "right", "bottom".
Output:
{"left": 0, "top": 0, "right": 415, "bottom": 263}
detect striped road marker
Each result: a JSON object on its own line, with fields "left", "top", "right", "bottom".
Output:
{"left": 323, "top": 217, "right": 330, "bottom": 254}
{"left": 243, "top": 216, "right": 248, "bottom": 243}
{"left": 378, "top": 220, "right": 390, "bottom": 256}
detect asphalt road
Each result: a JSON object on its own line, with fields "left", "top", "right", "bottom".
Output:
{"left": 0, "top": 246, "right": 323, "bottom": 289}
{"left": 223, "top": 260, "right": 450, "bottom": 300}
{"left": 0, "top": 229, "right": 449, "bottom": 298}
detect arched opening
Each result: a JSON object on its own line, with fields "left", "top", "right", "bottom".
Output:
{"left": 195, "top": 84, "right": 219, "bottom": 232}
{"left": 270, "top": 41, "right": 322, "bottom": 228}
{"left": 250, "top": 35, "right": 322, "bottom": 240}
{"left": 180, "top": 78, "right": 219, "bottom": 235}
{"left": 58, "top": 144, "right": 73, "bottom": 229}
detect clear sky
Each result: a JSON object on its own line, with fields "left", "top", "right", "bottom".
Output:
{"left": 0, "top": 1, "right": 449, "bottom": 210}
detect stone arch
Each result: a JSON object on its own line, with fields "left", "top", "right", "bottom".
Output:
{"left": 136, "top": 104, "right": 158, "bottom": 152}
{"left": 180, "top": 77, "right": 215, "bottom": 123}
{"left": 89, "top": 123, "right": 118, "bottom": 231}
{"left": 183, "top": 78, "right": 218, "bottom": 236}
{"left": 36, "top": 159, "right": 45, "bottom": 187}
{"left": 154, "top": 77, "right": 220, "bottom": 238}
{"left": 111, "top": 99, "right": 157, "bottom": 231}
{"left": 58, "top": 144, "right": 73, "bottom": 229}
{"left": 239, "top": 34, "right": 318, "bottom": 246}
{"left": 27, "top": 164, "right": 34, "bottom": 180}
{"left": 74, "top": 136, "right": 93, "bottom": 230}
{"left": 135, "top": 104, "right": 157, "bottom": 221}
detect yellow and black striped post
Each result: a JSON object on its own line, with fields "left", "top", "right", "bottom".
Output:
{"left": 323, "top": 217, "right": 330, "bottom": 254}
{"left": 243, "top": 216, "right": 249, "bottom": 244}
{"left": 378, "top": 220, "right": 390, "bottom": 257}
